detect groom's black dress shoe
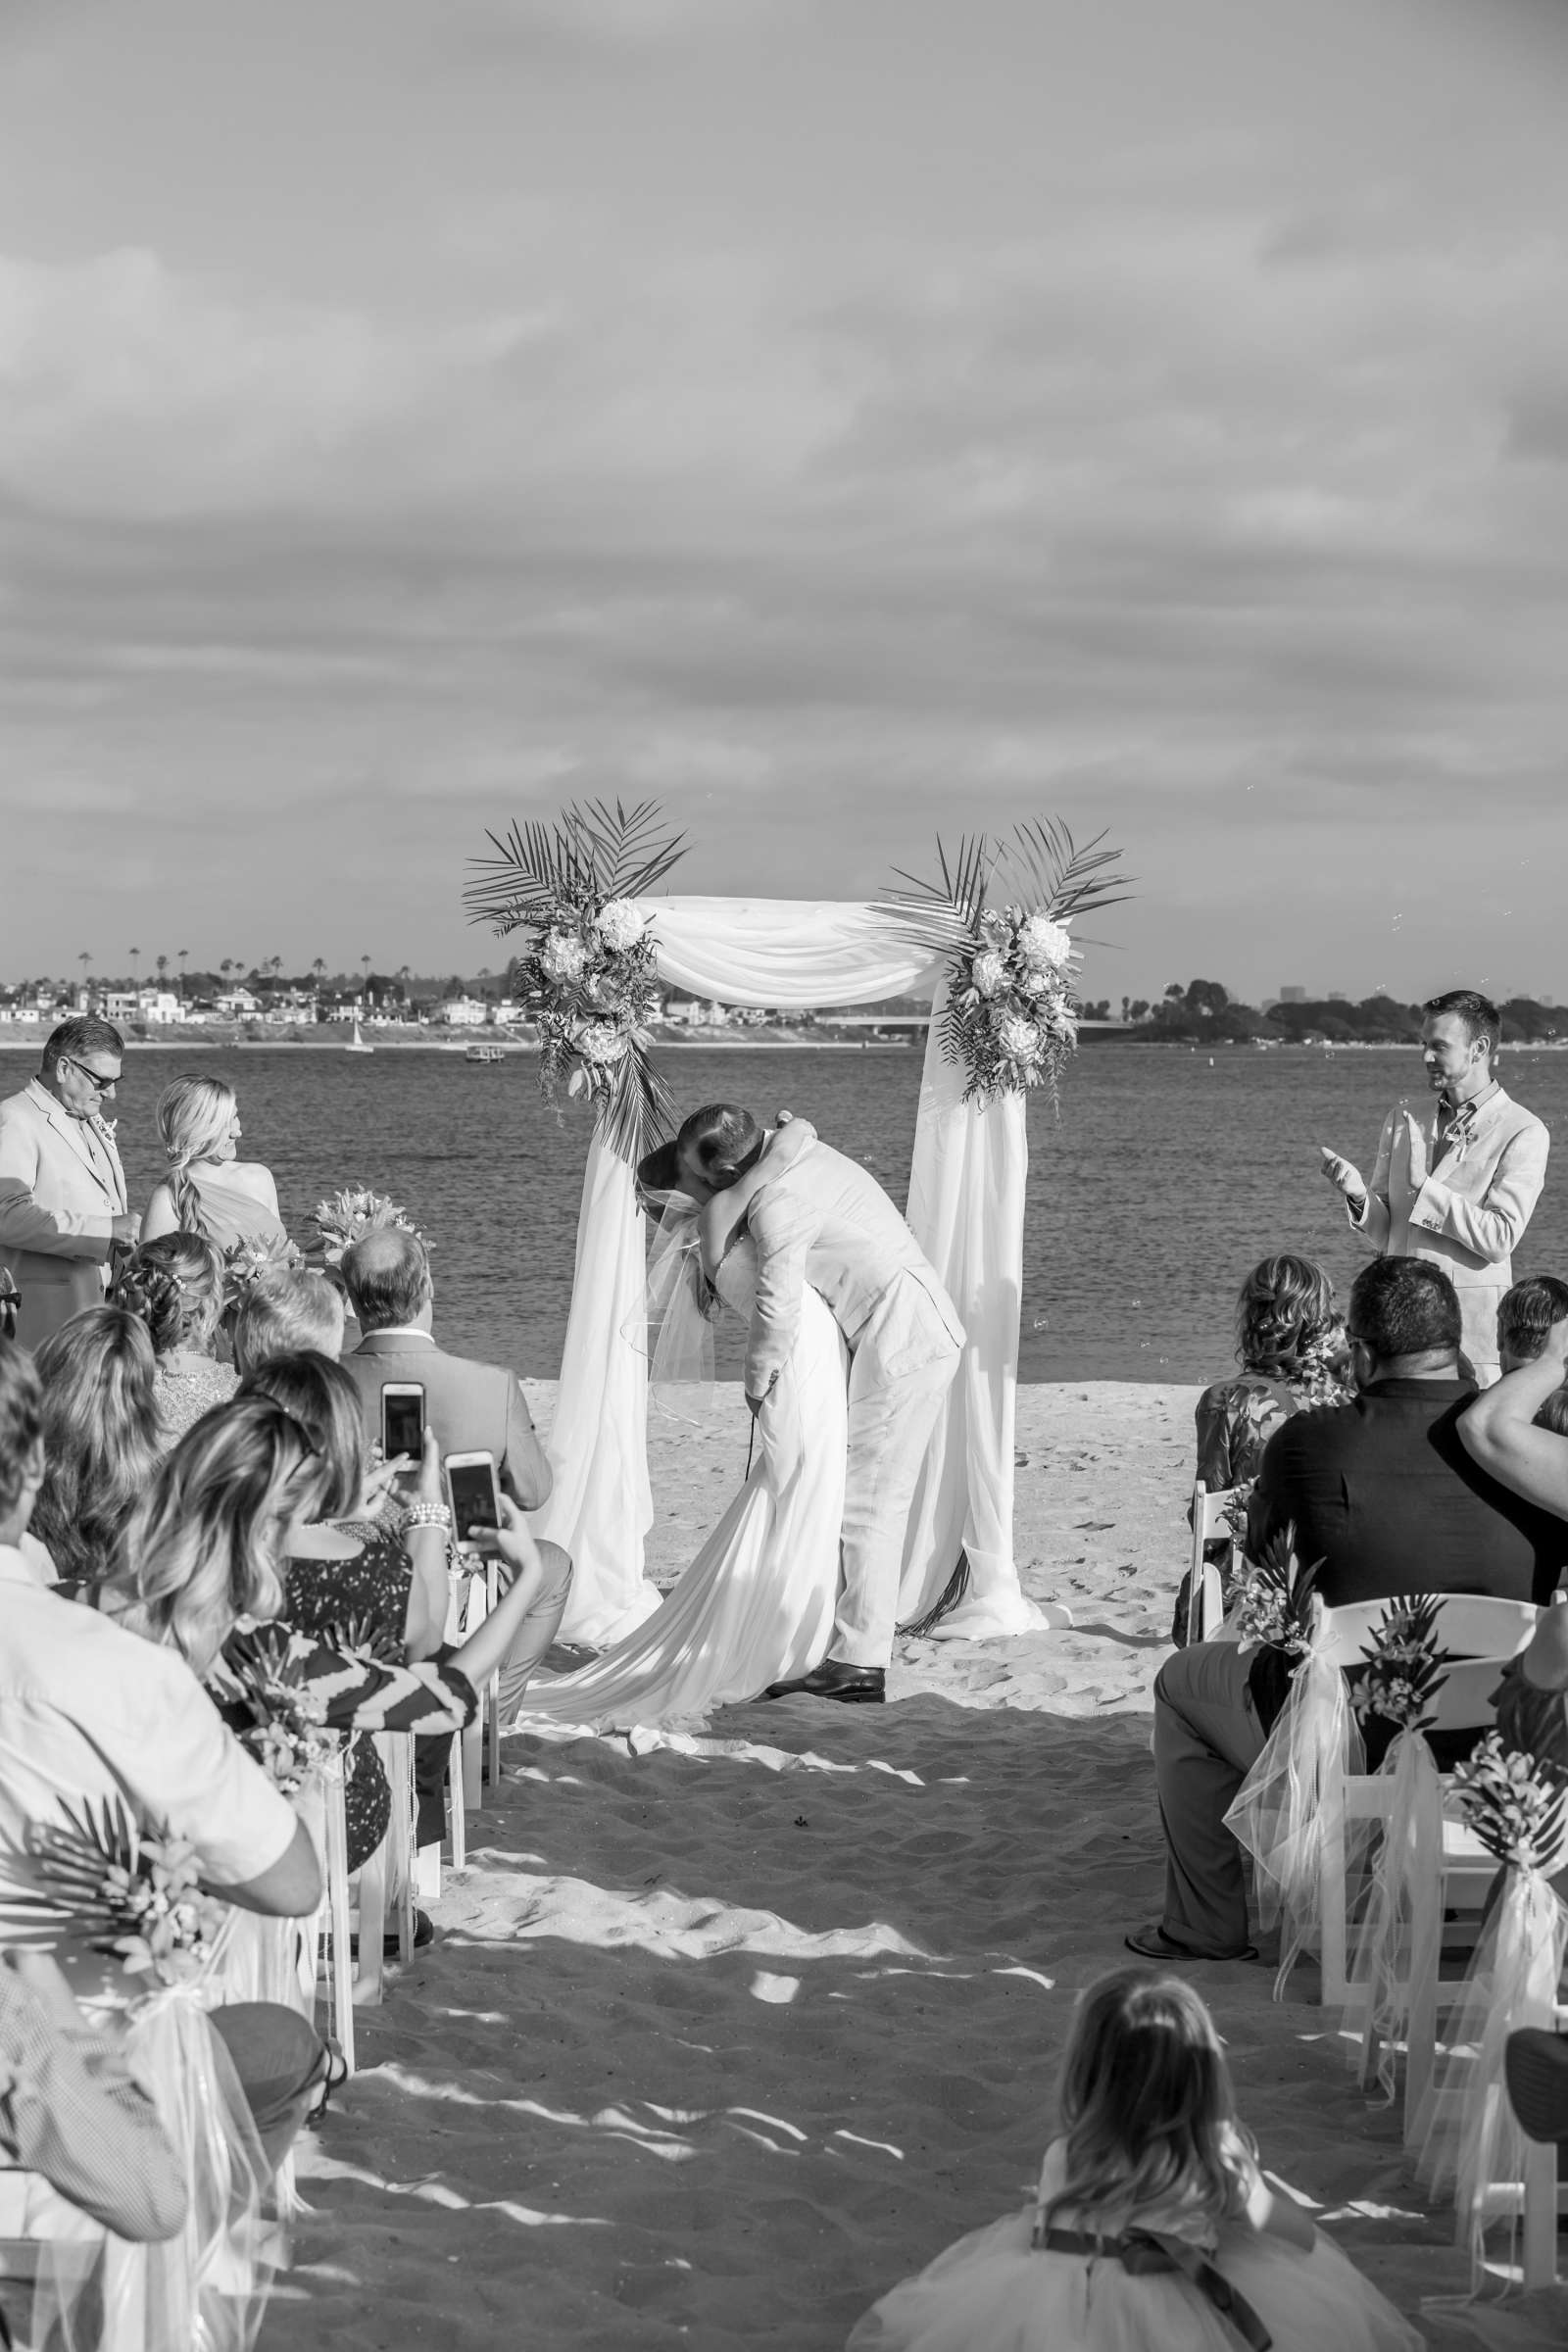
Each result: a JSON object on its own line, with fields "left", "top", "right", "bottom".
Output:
{"left": 763, "top": 1662, "right": 886, "bottom": 1703}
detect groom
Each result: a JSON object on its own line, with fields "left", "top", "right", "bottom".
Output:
{"left": 651, "top": 1103, "right": 963, "bottom": 1703}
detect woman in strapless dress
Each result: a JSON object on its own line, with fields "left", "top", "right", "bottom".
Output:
{"left": 140, "top": 1073, "right": 289, "bottom": 1255}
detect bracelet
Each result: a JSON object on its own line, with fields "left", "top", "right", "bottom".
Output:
{"left": 402, "top": 1499, "right": 453, "bottom": 1532}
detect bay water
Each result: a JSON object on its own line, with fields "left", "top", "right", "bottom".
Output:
{"left": 89, "top": 1042, "right": 1568, "bottom": 1385}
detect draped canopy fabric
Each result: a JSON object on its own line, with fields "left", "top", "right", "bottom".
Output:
{"left": 543, "top": 899, "right": 1044, "bottom": 1648}
{"left": 646, "top": 898, "right": 947, "bottom": 1009}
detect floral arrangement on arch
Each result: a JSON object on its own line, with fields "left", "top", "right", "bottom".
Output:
{"left": 464, "top": 799, "right": 687, "bottom": 1163}
{"left": 888, "top": 821, "right": 1130, "bottom": 1105}
{"left": 314, "top": 1186, "right": 426, "bottom": 1269}
{"left": 18, "top": 1794, "right": 227, "bottom": 1990}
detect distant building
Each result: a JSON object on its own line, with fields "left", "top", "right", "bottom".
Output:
{"left": 1277, "top": 986, "right": 1306, "bottom": 1003}
{"left": 438, "top": 997, "right": 489, "bottom": 1027}
{"left": 1328, "top": 992, "right": 1348, "bottom": 1003}
{"left": 216, "top": 989, "right": 261, "bottom": 1017}
{"left": 103, "top": 988, "right": 181, "bottom": 1026}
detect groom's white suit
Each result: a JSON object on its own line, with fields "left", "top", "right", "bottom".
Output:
{"left": 745, "top": 1135, "right": 963, "bottom": 1669}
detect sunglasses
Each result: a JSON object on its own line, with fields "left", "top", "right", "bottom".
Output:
{"left": 65, "top": 1059, "right": 119, "bottom": 1096}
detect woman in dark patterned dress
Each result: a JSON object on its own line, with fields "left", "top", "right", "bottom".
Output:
{"left": 1172, "top": 1253, "right": 1352, "bottom": 1642}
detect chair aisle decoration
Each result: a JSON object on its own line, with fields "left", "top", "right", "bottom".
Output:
{"left": 1415, "top": 1730, "right": 1568, "bottom": 2290}
{"left": 465, "top": 801, "right": 1129, "bottom": 1650}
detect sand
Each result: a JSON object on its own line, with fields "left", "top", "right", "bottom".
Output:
{"left": 261, "top": 1383, "right": 1567, "bottom": 2351}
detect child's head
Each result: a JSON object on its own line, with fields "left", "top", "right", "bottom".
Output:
{"left": 1054, "top": 1968, "right": 1242, "bottom": 2223}
{"left": 1497, "top": 1275, "right": 1568, "bottom": 1375}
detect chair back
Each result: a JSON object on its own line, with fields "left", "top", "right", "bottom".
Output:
{"left": 1319, "top": 1592, "right": 1537, "bottom": 1736}
{"left": 1188, "top": 1482, "right": 1236, "bottom": 1643}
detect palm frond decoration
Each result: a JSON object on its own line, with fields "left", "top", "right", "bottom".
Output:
{"left": 463, "top": 799, "right": 687, "bottom": 1166}
{"left": 1351, "top": 1594, "right": 1452, "bottom": 1736}
{"left": 880, "top": 818, "right": 1131, "bottom": 1106}
{"left": 1449, "top": 1730, "right": 1568, "bottom": 1874}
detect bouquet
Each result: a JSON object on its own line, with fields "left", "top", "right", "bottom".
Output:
{"left": 1351, "top": 1594, "right": 1451, "bottom": 1735}
{"left": 221, "top": 1228, "right": 305, "bottom": 1308}
{"left": 18, "top": 1794, "right": 226, "bottom": 1989}
{"left": 1229, "top": 1521, "right": 1321, "bottom": 1660}
{"left": 887, "top": 821, "right": 1129, "bottom": 1107}
{"left": 211, "top": 1626, "right": 339, "bottom": 1794}
{"left": 465, "top": 799, "right": 687, "bottom": 1163}
{"left": 1448, "top": 1730, "right": 1568, "bottom": 1873}
{"left": 314, "top": 1185, "right": 424, "bottom": 1268}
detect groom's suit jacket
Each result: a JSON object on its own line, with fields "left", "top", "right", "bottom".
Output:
{"left": 1350, "top": 1085, "right": 1548, "bottom": 1374}
{"left": 744, "top": 1137, "right": 963, "bottom": 1399}
{"left": 0, "top": 1079, "right": 127, "bottom": 1350}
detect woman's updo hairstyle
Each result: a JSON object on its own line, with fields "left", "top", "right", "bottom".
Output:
{"left": 1234, "top": 1253, "right": 1337, "bottom": 1381}
{"left": 114, "top": 1231, "right": 227, "bottom": 1355}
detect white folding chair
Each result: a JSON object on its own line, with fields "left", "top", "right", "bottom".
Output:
{"left": 348, "top": 1732, "right": 416, "bottom": 2005}
{"left": 314, "top": 1758, "right": 357, "bottom": 2075}
{"left": 1519, "top": 1999, "right": 1568, "bottom": 2289}
{"left": 1320, "top": 1596, "right": 1539, "bottom": 2131}
{"left": 1186, "top": 1483, "right": 1236, "bottom": 1643}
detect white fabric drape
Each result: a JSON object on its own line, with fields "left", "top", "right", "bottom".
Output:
{"left": 536, "top": 1135, "right": 661, "bottom": 1646}
{"left": 542, "top": 900, "right": 1043, "bottom": 1651}
{"left": 899, "top": 984, "right": 1042, "bottom": 1637}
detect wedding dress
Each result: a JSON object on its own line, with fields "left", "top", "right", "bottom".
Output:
{"left": 513, "top": 1233, "right": 848, "bottom": 1733}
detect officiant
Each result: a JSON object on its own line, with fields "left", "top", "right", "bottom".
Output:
{"left": 1320, "top": 988, "right": 1548, "bottom": 1386}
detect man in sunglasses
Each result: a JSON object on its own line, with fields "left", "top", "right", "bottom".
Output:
{"left": 0, "top": 1016, "right": 140, "bottom": 1349}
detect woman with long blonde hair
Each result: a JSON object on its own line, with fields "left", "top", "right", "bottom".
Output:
{"left": 141, "top": 1074, "right": 288, "bottom": 1255}
{"left": 31, "top": 1307, "right": 165, "bottom": 1584}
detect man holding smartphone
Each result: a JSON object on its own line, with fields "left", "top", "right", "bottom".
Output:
{"left": 338, "top": 1226, "right": 571, "bottom": 1724}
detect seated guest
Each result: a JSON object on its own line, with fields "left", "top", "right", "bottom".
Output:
{"left": 112, "top": 1233, "right": 236, "bottom": 1444}
{"left": 232, "top": 1266, "right": 346, "bottom": 1375}
{"left": 1175, "top": 1253, "right": 1349, "bottom": 1642}
{"left": 1496, "top": 1273, "right": 1568, "bottom": 1376}
{"left": 1129, "top": 1258, "right": 1568, "bottom": 1963}
{"left": 0, "top": 1336, "right": 327, "bottom": 2170}
{"left": 1, "top": 1947, "right": 186, "bottom": 2242}
{"left": 30, "top": 1307, "right": 164, "bottom": 1585}
{"left": 339, "top": 1227, "right": 571, "bottom": 1722}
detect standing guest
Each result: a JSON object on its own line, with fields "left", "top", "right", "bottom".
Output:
{"left": 0, "top": 1017, "right": 140, "bottom": 1350}
{"left": 231, "top": 1266, "right": 346, "bottom": 1375}
{"left": 1321, "top": 988, "right": 1548, "bottom": 1384}
{"left": 140, "top": 1075, "right": 287, "bottom": 1254}
{"left": 1174, "top": 1253, "right": 1349, "bottom": 1642}
{"left": 0, "top": 1337, "right": 328, "bottom": 2169}
{"left": 1494, "top": 1273, "right": 1568, "bottom": 1377}
{"left": 338, "top": 1227, "right": 571, "bottom": 1722}
{"left": 111, "top": 1232, "right": 236, "bottom": 1444}
{"left": 1129, "top": 1258, "right": 1568, "bottom": 1964}
{"left": 30, "top": 1308, "right": 164, "bottom": 1587}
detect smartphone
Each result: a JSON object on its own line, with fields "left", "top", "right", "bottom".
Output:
{"left": 445, "top": 1450, "right": 501, "bottom": 1549}
{"left": 380, "top": 1383, "right": 425, "bottom": 1463}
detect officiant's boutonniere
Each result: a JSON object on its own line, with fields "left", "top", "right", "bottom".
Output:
{"left": 464, "top": 799, "right": 688, "bottom": 1164}
{"left": 887, "top": 821, "right": 1131, "bottom": 1107}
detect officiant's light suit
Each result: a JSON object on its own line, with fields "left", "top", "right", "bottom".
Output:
{"left": 0, "top": 1079, "right": 127, "bottom": 1350}
{"left": 746, "top": 1139, "right": 963, "bottom": 1669}
{"left": 1348, "top": 1087, "right": 1548, "bottom": 1381}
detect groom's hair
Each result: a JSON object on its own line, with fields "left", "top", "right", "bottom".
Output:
{"left": 677, "top": 1103, "right": 763, "bottom": 1186}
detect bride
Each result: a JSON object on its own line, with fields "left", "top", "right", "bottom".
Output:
{"left": 514, "top": 1119, "right": 847, "bottom": 1733}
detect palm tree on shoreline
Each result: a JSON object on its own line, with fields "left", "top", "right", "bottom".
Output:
{"left": 177, "top": 948, "right": 189, "bottom": 1002}
{"left": 78, "top": 950, "right": 91, "bottom": 1005}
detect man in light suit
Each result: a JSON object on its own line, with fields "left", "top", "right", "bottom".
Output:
{"left": 0, "top": 1017, "right": 140, "bottom": 1350}
{"left": 659, "top": 1103, "right": 963, "bottom": 1704}
{"left": 1321, "top": 989, "right": 1549, "bottom": 1385}
{"left": 337, "top": 1227, "right": 570, "bottom": 1726}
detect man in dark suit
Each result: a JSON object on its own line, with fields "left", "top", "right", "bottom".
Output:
{"left": 1127, "top": 1256, "right": 1568, "bottom": 1964}
{"left": 339, "top": 1228, "right": 571, "bottom": 1724}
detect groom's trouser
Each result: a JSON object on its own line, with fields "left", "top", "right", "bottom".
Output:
{"left": 830, "top": 1278, "right": 961, "bottom": 1670}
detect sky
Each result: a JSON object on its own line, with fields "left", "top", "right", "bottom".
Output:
{"left": 4, "top": 0, "right": 1568, "bottom": 1006}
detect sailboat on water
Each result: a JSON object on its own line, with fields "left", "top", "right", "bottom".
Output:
{"left": 346, "top": 1016, "right": 374, "bottom": 1055}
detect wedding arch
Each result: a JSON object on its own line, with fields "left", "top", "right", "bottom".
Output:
{"left": 466, "top": 807, "right": 1128, "bottom": 1649}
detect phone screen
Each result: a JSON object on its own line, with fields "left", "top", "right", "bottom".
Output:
{"left": 447, "top": 1458, "right": 500, "bottom": 1540}
{"left": 381, "top": 1389, "right": 423, "bottom": 1460}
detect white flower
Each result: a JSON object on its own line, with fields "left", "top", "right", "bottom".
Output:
{"left": 593, "top": 899, "right": 647, "bottom": 953}
{"left": 995, "top": 1013, "right": 1042, "bottom": 1062}
{"left": 1017, "top": 913, "right": 1073, "bottom": 971}
{"left": 970, "top": 948, "right": 1007, "bottom": 998}
{"left": 576, "top": 1020, "right": 629, "bottom": 1066}
{"left": 539, "top": 931, "right": 588, "bottom": 984}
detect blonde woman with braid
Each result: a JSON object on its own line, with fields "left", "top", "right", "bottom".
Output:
{"left": 140, "top": 1075, "right": 287, "bottom": 1254}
